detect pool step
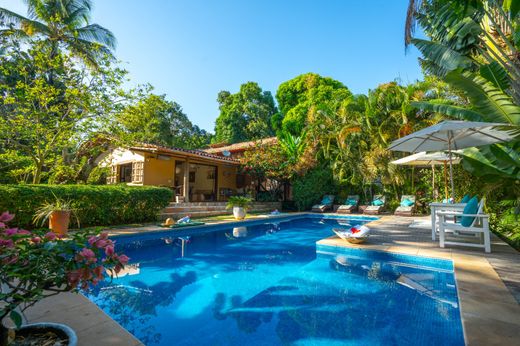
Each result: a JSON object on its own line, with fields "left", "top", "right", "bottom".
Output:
{"left": 159, "top": 201, "right": 281, "bottom": 220}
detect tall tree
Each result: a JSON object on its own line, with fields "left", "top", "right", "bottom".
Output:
{"left": 275, "top": 73, "right": 352, "bottom": 135}
{"left": 0, "top": 40, "right": 126, "bottom": 183}
{"left": 213, "top": 82, "right": 277, "bottom": 144}
{"left": 0, "top": 0, "right": 115, "bottom": 68}
{"left": 116, "top": 90, "right": 211, "bottom": 149}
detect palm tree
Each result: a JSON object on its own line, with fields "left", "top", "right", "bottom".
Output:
{"left": 0, "top": 0, "right": 116, "bottom": 68}
{"left": 404, "top": 0, "right": 520, "bottom": 191}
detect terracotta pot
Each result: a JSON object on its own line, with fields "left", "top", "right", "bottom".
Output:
{"left": 233, "top": 207, "right": 246, "bottom": 220}
{"left": 49, "top": 210, "right": 71, "bottom": 235}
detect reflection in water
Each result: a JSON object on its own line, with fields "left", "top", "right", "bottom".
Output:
{"left": 331, "top": 255, "right": 458, "bottom": 308}
{"left": 266, "top": 222, "right": 281, "bottom": 234}
{"left": 113, "top": 263, "right": 140, "bottom": 277}
{"left": 232, "top": 226, "right": 248, "bottom": 238}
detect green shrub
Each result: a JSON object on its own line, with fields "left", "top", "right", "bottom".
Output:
{"left": 292, "top": 165, "right": 335, "bottom": 211}
{"left": 0, "top": 184, "right": 172, "bottom": 228}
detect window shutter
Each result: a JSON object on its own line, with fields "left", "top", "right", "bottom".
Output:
{"left": 132, "top": 161, "right": 144, "bottom": 183}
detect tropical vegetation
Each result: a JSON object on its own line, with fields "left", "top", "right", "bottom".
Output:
{"left": 0, "top": 0, "right": 518, "bottom": 246}
{"left": 0, "top": 211, "right": 128, "bottom": 345}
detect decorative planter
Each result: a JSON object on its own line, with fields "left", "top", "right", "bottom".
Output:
{"left": 233, "top": 207, "right": 246, "bottom": 220}
{"left": 49, "top": 211, "right": 71, "bottom": 235}
{"left": 12, "top": 322, "right": 77, "bottom": 346}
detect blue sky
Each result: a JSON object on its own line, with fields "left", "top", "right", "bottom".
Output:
{"left": 4, "top": 0, "right": 424, "bottom": 132}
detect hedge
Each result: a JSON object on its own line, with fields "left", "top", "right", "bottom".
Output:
{"left": 0, "top": 184, "right": 173, "bottom": 229}
{"left": 292, "top": 165, "right": 336, "bottom": 211}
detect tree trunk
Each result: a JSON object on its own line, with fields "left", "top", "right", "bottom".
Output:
{"left": 0, "top": 323, "right": 9, "bottom": 346}
{"left": 32, "top": 162, "right": 42, "bottom": 184}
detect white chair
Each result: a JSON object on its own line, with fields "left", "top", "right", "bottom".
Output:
{"left": 437, "top": 199, "right": 491, "bottom": 253}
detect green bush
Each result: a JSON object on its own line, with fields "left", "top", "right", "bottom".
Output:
{"left": 292, "top": 165, "right": 335, "bottom": 211}
{"left": 0, "top": 184, "right": 172, "bottom": 228}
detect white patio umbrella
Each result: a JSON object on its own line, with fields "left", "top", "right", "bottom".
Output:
{"left": 391, "top": 151, "right": 461, "bottom": 200}
{"left": 388, "top": 121, "right": 517, "bottom": 199}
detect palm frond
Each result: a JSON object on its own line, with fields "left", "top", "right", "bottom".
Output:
{"left": 412, "top": 38, "right": 474, "bottom": 73}
{"left": 479, "top": 61, "right": 511, "bottom": 92}
{"left": 410, "top": 101, "right": 484, "bottom": 121}
{"left": 0, "top": 7, "right": 31, "bottom": 26}
{"left": 445, "top": 71, "right": 520, "bottom": 124}
{"left": 75, "top": 24, "right": 116, "bottom": 49}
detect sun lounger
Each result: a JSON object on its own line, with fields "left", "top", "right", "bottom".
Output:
{"left": 394, "top": 195, "right": 416, "bottom": 216}
{"left": 312, "top": 195, "right": 335, "bottom": 212}
{"left": 336, "top": 195, "right": 360, "bottom": 214}
{"left": 363, "top": 195, "right": 386, "bottom": 215}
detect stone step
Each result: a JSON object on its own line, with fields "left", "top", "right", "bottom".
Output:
{"left": 163, "top": 205, "right": 228, "bottom": 213}
{"left": 160, "top": 206, "right": 278, "bottom": 220}
{"left": 159, "top": 210, "right": 230, "bottom": 220}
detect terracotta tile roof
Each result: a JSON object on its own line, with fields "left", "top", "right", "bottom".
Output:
{"left": 129, "top": 142, "right": 240, "bottom": 164}
{"left": 203, "top": 137, "right": 278, "bottom": 154}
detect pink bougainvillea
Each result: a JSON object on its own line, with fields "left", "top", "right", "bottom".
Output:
{"left": 0, "top": 211, "right": 129, "bottom": 330}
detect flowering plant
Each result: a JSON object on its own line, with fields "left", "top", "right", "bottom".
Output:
{"left": 0, "top": 211, "right": 128, "bottom": 344}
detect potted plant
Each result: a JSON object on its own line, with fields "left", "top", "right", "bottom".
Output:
{"left": 0, "top": 211, "right": 129, "bottom": 346}
{"left": 33, "top": 196, "right": 78, "bottom": 235}
{"left": 226, "top": 196, "right": 252, "bottom": 220}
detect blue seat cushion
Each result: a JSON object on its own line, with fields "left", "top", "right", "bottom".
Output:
{"left": 372, "top": 199, "right": 384, "bottom": 206}
{"left": 345, "top": 198, "right": 357, "bottom": 205}
{"left": 400, "top": 198, "right": 414, "bottom": 207}
{"left": 460, "top": 194, "right": 471, "bottom": 203}
{"left": 460, "top": 197, "right": 479, "bottom": 227}
{"left": 321, "top": 196, "right": 332, "bottom": 205}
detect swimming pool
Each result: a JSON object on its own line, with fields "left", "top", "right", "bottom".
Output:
{"left": 85, "top": 215, "right": 464, "bottom": 345}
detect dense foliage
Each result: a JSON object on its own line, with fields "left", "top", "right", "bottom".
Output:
{"left": 292, "top": 165, "right": 336, "bottom": 211}
{"left": 0, "top": 185, "right": 172, "bottom": 228}
{"left": 213, "top": 82, "right": 278, "bottom": 143}
{"left": 114, "top": 89, "right": 211, "bottom": 149}
{"left": 0, "top": 39, "right": 125, "bottom": 184}
{"left": 275, "top": 73, "right": 352, "bottom": 136}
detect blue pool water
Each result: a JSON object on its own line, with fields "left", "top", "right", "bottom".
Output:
{"left": 85, "top": 215, "right": 464, "bottom": 346}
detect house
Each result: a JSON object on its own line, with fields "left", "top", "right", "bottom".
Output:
{"left": 97, "top": 143, "right": 252, "bottom": 202}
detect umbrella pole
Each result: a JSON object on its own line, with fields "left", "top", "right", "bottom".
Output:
{"left": 448, "top": 138, "right": 455, "bottom": 201}
{"left": 432, "top": 164, "right": 436, "bottom": 201}
{"left": 412, "top": 166, "right": 415, "bottom": 192}
{"left": 443, "top": 161, "right": 448, "bottom": 201}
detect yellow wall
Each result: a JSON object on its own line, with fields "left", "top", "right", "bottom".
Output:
{"left": 107, "top": 149, "right": 243, "bottom": 198}
{"left": 217, "top": 164, "right": 240, "bottom": 201}
{"left": 143, "top": 154, "right": 175, "bottom": 186}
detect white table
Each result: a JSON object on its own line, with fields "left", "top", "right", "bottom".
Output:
{"left": 429, "top": 202, "right": 467, "bottom": 240}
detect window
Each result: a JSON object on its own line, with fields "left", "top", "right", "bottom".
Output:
{"left": 132, "top": 161, "right": 144, "bottom": 183}
{"left": 107, "top": 165, "right": 118, "bottom": 184}
{"left": 119, "top": 163, "right": 133, "bottom": 183}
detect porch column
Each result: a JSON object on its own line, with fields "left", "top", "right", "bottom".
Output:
{"left": 183, "top": 158, "right": 190, "bottom": 202}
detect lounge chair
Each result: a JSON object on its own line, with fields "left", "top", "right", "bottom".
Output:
{"left": 394, "top": 195, "right": 416, "bottom": 216}
{"left": 363, "top": 195, "right": 386, "bottom": 215}
{"left": 336, "top": 195, "right": 360, "bottom": 214}
{"left": 312, "top": 195, "right": 335, "bottom": 213}
{"left": 437, "top": 197, "right": 490, "bottom": 253}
